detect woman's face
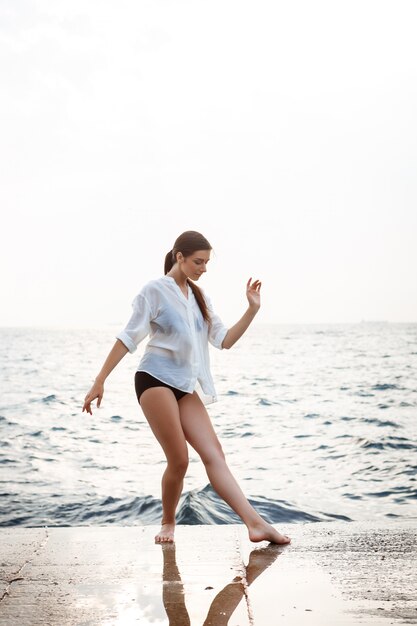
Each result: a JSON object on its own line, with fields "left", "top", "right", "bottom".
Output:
{"left": 179, "top": 249, "right": 211, "bottom": 281}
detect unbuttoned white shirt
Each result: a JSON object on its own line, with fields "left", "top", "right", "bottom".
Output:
{"left": 115, "top": 276, "right": 228, "bottom": 404}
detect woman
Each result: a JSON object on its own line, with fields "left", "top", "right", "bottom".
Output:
{"left": 82, "top": 231, "right": 291, "bottom": 546}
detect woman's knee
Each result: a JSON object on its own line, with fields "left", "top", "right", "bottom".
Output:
{"left": 166, "top": 455, "right": 189, "bottom": 476}
{"left": 201, "top": 445, "right": 226, "bottom": 467}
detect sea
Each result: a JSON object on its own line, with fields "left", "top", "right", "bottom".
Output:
{"left": 0, "top": 323, "right": 416, "bottom": 528}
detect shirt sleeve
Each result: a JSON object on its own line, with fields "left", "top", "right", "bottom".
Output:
{"left": 205, "top": 294, "right": 228, "bottom": 350}
{"left": 115, "top": 292, "right": 153, "bottom": 354}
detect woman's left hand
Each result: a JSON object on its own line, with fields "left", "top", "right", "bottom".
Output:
{"left": 246, "top": 277, "right": 261, "bottom": 310}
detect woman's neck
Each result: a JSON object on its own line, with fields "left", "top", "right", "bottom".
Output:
{"left": 167, "top": 269, "right": 188, "bottom": 292}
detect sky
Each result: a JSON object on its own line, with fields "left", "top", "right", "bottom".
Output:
{"left": 1, "top": 0, "right": 416, "bottom": 327}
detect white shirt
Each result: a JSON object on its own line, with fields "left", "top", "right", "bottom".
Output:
{"left": 115, "top": 276, "right": 229, "bottom": 404}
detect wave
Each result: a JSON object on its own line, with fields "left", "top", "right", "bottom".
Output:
{"left": 355, "top": 436, "right": 417, "bottom": 451}
{"left": 175, "top": 484, "right": 336, "bottom": 524}
{"left": 0, "top": 484, "right": 351, "bottom": 527}
{"left": 371, "top": 383, "right": 403, "bottom": 391}
{"left": 361, "top": 417, "right": 401, "bottom": 428}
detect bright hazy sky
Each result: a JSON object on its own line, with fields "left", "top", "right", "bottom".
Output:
{"left": 1, "top": 0, "right": 416, "bottom": 327}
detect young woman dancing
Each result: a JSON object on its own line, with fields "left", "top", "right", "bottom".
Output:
{"left": 82, "top": 230, "right": 291, "bottom": 546}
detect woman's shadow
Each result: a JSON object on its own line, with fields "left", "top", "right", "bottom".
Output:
{"left": 160, "top": 540, "right": 283, "bottom": 626}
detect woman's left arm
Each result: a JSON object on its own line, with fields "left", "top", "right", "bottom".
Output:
{"left": 221, "top": 278, "right": 261, "bottom": 349}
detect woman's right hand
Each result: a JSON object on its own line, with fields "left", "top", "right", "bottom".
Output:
{"left": 82, "top": 380, "right": 104, "bottom": 415}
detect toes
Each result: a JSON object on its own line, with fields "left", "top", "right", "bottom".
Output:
{"left": 155, "top": 532, "right": 175, "bottom": 543}
{"left": 155, "top": 535, "right": 173, "bottom": 543}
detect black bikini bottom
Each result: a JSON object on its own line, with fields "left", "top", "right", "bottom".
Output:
{"left": 134, "top": 371, "right": 189, "bottom": 404}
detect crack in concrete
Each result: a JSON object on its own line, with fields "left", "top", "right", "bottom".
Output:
{"left": 0, "top": 527, "right": 49, "bottom": 604}
{"left": 235, "top": 529, "right": 255, "bottom": 626}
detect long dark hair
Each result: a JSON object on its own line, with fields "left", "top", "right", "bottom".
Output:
{"left": 164, "top": 230, "right": 211, "bottom": 324}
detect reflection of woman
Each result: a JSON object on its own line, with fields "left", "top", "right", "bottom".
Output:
{"left": 161, "top": 542, "right": 282, "bottom": 626}
{"left": 83, "top": 231, "right": 291, "bottom": 546}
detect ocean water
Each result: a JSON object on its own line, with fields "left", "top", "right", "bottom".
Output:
{"left": 0, "top": 323, "right": 416, "bottom": 528}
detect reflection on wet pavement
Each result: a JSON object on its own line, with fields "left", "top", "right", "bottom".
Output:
{"left": 161, "top": 541, "right": 281, "bottom": 625}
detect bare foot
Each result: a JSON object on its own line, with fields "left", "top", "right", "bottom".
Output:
{"left": 155, "top": 522, "right": 175, "bottom": 543}
{"left": 248, "top": 522, "right": 291, "bottom": 545}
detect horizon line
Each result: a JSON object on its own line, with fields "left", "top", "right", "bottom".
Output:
{"left": 0, "top": 320, "right": 416, "bottom": 330}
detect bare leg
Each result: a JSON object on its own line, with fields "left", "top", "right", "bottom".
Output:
{"left": 161, "top": 544, "right": 190, "bottom": 626}
{"left": 179, "top": 393, "right": 291, "bottom": 545}
{"left": 203, "top": 545, "right": 281, "bottom": 625}
{"left": 140, "top": 387, "right": 189, "bottom": 543}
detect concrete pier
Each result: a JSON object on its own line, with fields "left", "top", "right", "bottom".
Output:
{"left": 0, "top": 521, "right": 416, "bottom": 625}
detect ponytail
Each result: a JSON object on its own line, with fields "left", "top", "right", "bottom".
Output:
{"left": 187, "top": 280, "right": 211, "bottom": 325}
{"left": 164, "top": 250, "right": 174, "bottom": 275}
{"left": 163, "top": 231, "right": 212, "bottom": 325}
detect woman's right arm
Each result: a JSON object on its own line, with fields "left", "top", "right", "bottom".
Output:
{"left": 82, "top": 339, "right": 129, "bottom": 415}
{"left": 83, "top": 286, "right": 153, "bottom": 415}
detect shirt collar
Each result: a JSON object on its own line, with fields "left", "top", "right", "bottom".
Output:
{"left": 162, "top": 275, "right": 192, "bottom": 303}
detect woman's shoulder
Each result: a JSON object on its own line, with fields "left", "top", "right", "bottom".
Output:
{"left": 135, "top": 276, "right": 168, "bottom": 298}
{"left": 128, "top": 277, "right": 166, "bottom": 311}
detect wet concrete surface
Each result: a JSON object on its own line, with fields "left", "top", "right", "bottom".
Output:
{"left": 0, "top": 521, "right": 416, "bottom": 625}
